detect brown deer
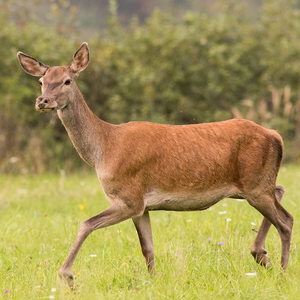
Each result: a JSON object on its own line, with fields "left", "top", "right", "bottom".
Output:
{"left": 17, "top": 43, "right": 293, "bottom": 287}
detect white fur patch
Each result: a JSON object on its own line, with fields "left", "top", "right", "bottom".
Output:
{"left": 144, "top": 186, "right": 239, "bottom": 211}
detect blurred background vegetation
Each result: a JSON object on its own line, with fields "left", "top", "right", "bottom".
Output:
{"left": 1, "top": 0, "right": 300, "bottom": 173}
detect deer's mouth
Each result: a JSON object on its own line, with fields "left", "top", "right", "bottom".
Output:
{"left": 38, "top": 107, "right": 55, "bottom": 113}
{"left": 35, "top": 105, "right": 56, "bottom": 113}
{"left": 35, "top": 99, "right": 58, "bottom": 113}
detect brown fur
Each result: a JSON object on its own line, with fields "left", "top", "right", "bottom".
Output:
{"left": 17, "top": 43, "right": 293, "bottom": 288}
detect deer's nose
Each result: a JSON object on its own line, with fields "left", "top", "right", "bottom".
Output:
{"left": 36, "top": 97, "right": 50, "bottom": 109}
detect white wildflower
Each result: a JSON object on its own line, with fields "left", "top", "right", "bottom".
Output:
{"left": 219, "top": 211, "right": 227, "bottom": 215}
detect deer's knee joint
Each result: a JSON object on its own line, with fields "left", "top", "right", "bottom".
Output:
{"left": 283, "top": 213, "right": 294, "bottom": 231}
{"left": 279, "top": 224, "right": 293, "bottom": 244}
{"left": 78, "top": 221, "right": 93, "bottom": 237}
{"left": 289, "top": 213, "right": 294, "bottom": 225}
{"left": 287, "top": 214, "right": 294, "bottom": 230}
{"left": 141, "top": 244, "right": 154, "bottom": 258}
{"left": 275, "top": 185, "right": 285, "bottom": 201}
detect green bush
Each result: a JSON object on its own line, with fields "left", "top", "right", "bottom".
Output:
{"left": 2, "top": 0, "right": 300, "bottom": 173}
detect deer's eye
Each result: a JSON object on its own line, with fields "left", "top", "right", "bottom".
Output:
{"left": 39, "top": 81, "right": 42, "bottom": 86}
{"left": 65, "top": 79, "right": 71, "bottom": 85}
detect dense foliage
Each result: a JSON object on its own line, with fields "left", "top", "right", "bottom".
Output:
{"left": 1, "top": 0, "right": 300, "bottom": 173}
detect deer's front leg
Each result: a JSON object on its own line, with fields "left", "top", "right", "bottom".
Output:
{"left": 132, "top": 211, "right": 156, "bottom": 275}
{"left": 59, "top": 202, "right": 141, "bottom": 288}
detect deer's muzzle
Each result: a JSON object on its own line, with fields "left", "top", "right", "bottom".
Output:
{"left": 36, "top": 96, "right": 57, "bottom": 113}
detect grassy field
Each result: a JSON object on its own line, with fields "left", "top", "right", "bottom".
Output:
{"left": 0, "top": 165, "right": 300, "bottom": 299}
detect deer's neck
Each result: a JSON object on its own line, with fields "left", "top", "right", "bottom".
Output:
{"left": 57, "top": 85, "right": 112, "bottom": 168}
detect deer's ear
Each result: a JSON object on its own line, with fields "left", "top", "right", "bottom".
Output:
{"left": 70, "top": 42, "right": 89, "bottom": 74}
{"left": 17, "top": 52, "right": 49, "bottom": 77}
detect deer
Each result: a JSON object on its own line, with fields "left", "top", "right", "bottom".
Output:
{"left": 17, "top": 42, "right": 293, "bottom": 287}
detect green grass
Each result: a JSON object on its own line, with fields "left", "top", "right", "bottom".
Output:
{"left": 0, "top": 165, "right": 300, "bottom": 299}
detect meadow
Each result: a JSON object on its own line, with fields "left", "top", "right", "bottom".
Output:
{"left": 0, "top": 165, "right": 300, "bottom": 299}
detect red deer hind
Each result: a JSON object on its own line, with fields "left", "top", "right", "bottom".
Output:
{"left": 17, "top": 43, "right": 293, "bottom": 287}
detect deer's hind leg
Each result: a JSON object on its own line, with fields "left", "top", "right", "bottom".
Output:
{"left": 248, "top": 185, "right": 293, "bottom": 270}
{"left": 250, "top": 185, "right": 285, "bottom": 266}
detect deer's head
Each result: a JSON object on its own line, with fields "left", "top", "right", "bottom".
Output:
{"left": 17, "top": 42, "right": 89, "bottom": 113}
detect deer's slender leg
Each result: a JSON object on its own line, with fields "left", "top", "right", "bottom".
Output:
{"left": 132, "top": 211, "right": 156, "bottom": 275}
{"left": 59, "top": 202, "right": 142, "bottom": 287}
{"left": 248, "top": 188, "right": 293, "bottom": 270}
{"left": 251, "top": 185, "right": 286, "bottom": 266}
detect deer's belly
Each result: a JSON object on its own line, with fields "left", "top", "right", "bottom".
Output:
{"left": 144, "top": 187, "right": 239, "bottom": 211}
